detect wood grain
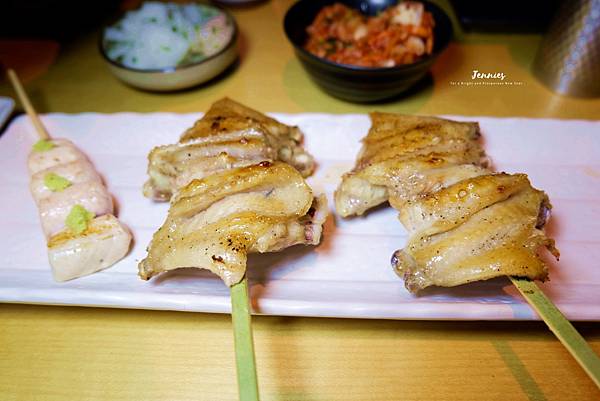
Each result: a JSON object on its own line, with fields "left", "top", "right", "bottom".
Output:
{"left": 1, "top": 304, "right": 599, "bottom": 401}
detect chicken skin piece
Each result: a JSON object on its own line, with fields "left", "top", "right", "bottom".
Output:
{"left": 139, "top": 162, "right": 327, "bottom": 286}
{"left": 335, "top": 113, "right": 488, "bottom": 217}
{"left": 144, "top": 98, "right": 315, "bottom": 201}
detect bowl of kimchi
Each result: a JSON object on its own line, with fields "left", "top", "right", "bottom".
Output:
{"left": 284, "top": 0, "right": 452, "bottom": 102}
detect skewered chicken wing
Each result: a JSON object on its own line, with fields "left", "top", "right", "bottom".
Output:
{"left": 28, "top": 138, "right": 131, "bottom": 281}
{"left": 392, "top": 173, "right": 559, "bottom": 292}
{"left": 336, "top": 113, "right": 558, "bottom": 293}
{"left": 144, "top": 98, "right": 315, "bottom": 201}
{"left": 139, "top": 161, "right": 327, "bottom": 286}
{"left": 335, "top": 112, "right": 488, "bottom": 217}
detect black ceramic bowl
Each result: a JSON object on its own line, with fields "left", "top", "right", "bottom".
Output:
{"left": 283, "top": 0, "right": 452, "bottom": 102}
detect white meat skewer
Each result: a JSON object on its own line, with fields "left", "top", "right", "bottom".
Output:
{"left": 8, "top": 69, "right": 132, "bottom": 282}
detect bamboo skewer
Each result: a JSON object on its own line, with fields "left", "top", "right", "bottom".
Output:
{"left": 8, "top": 68, "right": 262, "bottom": 399}
{"left": 231, "top": 277, "right": 260, "bottom": 401}
{"left": 510, "top": 277, "right": 600, "bottom": 387}
{"left": 7, "top": 69, "right": 50, "bottom": 140}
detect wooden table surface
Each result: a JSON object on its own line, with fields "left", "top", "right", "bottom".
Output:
{"left": 1, "top": 1, "right": 599, "bottom": 400}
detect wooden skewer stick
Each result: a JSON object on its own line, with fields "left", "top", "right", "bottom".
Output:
{"left": 230, "top": 276, "right": 260, "bottom": 401}
{"left": 510, "top": 277, "right": 600, "bottom": 387}
{"left": 6, "top": 69, "right": 50, "bottom": 140}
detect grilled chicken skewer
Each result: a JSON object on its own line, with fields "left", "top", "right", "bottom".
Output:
{"left": 335, "top": 112, "right": 558, "bottom": 292}
{"left": 139, "top": 100, "right": 325, "bottom": 400}
{"left": 9, "top": 70, "right": 131, "bottom": 282}
{"left": 140, "top": 99, "right": 325, "bottom": 286}
{"left": 334, "top": 112, "right": 600, "bottom": 388}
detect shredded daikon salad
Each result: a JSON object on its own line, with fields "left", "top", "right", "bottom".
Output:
{"left": 103, "top": 2, "right": 234, "bottom": 70}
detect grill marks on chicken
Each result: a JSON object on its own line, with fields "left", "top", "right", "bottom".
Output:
{"left": 336, "top": 113, "right": 558, "bottom": 293}
{"left": 335, "top": 113, "right": 488, "bottom": 217}
{"left": 392, "top": 173, "right": 559, "bottom": 292}
{"left": 139, "top": 162, "right": 327, "bottom": 286}
{"left": 144, "top": 98, "right": 315, "bottom": 201}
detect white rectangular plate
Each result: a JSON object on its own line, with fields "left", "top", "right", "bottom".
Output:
{"left": 1, "top": 113, "right": 599, "bottom": 320}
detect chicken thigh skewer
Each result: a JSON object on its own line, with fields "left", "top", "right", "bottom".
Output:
{"left": 336, "top": 111, "right": 599, "bottom": 386}
{"left": 8, "top": 69, "right": 131, "bottom": 282}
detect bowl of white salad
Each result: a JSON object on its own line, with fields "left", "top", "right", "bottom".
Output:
{"left": 99, "top": 1, "right": 238, "bottom": 91}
